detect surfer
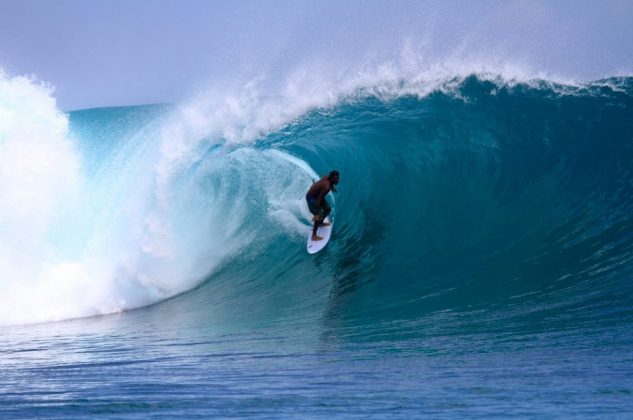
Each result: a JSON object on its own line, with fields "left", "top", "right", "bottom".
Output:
{"left": 306, "top": 170, "right": 339, "bottom": 241}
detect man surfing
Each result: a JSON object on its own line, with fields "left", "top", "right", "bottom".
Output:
{"left": 306, "top": 170, "right": 339, "bottom": 241}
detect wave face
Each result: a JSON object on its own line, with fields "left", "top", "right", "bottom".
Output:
{"left": 1, "top": 74, "right": 633, "bottom": 333}
{"left": 199, "top": 75, "right": 633, "bottom": 339}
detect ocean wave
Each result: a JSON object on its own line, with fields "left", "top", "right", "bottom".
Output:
{"left": 1, "top": 70, "right": 632, "bottom": 329}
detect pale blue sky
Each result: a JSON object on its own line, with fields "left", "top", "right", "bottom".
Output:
{"left": 1, "top": 0, "right": 632, "bottom": 110}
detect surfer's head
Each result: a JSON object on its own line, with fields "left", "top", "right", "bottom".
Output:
{"left": 328, "top": 170, "right": 340, "bottom": 185}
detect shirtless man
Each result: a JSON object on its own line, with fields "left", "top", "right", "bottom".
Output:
{"left": 306, "top": 170, "right": 340, "bottom": 241}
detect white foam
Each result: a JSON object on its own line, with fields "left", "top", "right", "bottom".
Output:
{"left": 0, "top": 71, "right": 246, "bottom": 325}
{"left": 0, "top": 73, "right": 86, "bottom": 323}
{"left": 167, "top": 46, "right": 584, "bottom": 152}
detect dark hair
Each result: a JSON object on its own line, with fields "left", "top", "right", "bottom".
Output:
{"left": 328, "top": 170, "right": 339, "bottom": 180}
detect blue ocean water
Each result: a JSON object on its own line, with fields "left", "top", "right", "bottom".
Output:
{"left": 1, "top": 74, "right": 633, "bottom": 417}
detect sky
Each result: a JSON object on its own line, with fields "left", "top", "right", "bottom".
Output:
{"left": 1, "top": 0, "right": 632, "bottom": 110}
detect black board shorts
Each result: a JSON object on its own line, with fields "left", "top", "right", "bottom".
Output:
{"left": 306, "top": 195, "right": 331, "bottom": 219}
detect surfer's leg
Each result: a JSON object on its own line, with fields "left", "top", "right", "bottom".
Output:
{"left": 307, "top": 197, "right": 325, "bottom": 240}
{"left": 320, "top": 205, "right": 331, "bottom": 226}
{"left": 312, "top": 219, "right": 323, "bottom": 241}
{"left": 311, "top": 209, "right": 325, "bottom": 240}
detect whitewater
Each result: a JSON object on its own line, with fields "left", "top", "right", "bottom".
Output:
{"left": 1, "top": 65, "right": 633, "bottom": 417}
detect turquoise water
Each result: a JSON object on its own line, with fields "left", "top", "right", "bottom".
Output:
{"left": 1, "top": 75, "right": 633, "bottom": 417}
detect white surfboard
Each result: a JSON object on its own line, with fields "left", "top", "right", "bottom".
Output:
{"left": 307, "top": 218, "right": 333, "bottom": 254}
